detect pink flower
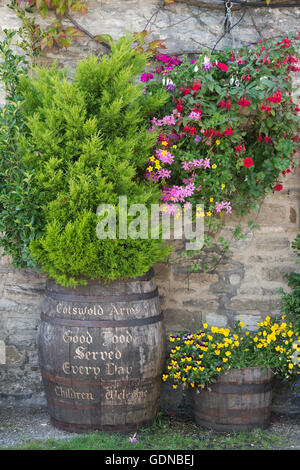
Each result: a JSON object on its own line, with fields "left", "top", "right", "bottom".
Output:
{"left": 215, "top": 201, "right": 232, "bottom": 214}
{"left": 157, "top": 169, "right": 171, "bottom": 179}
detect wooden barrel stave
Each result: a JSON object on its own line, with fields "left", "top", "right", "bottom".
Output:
{"left": 193, "top": 367, "right": 273, "bottom": 432}
{"left": 38, "top": 269, "right": 166, "bottom": 432}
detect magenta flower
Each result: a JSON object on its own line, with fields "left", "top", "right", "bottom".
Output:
{"left": 140, "top": 72, "right": 154, "bottom": 83}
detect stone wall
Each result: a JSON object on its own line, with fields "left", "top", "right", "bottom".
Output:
{"left": 0, "top": 0, "right": 300, "bottom": 411}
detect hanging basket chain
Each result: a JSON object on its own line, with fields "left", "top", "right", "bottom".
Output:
{"left": 212, "top": 1, "right": 246, "bottom": 54}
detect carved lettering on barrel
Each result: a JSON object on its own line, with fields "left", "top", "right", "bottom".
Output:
{"left": 62, "top": 362, "right": 101, "bottom": 378}
{"left": 109, "top": 304, "right": 140, "bottom": 316}
{"left": 55, "top": 386, "right": 94, "bottom": 401}
{"left": 105, "top": 387, "right": 148, "bottom": 402}
{"left": 56, "top": 303, "right": 140, "bottom": 317}
{"left": 74, "top": 346, "right": 122, "bottom": 362}
{"left": 57, "top": 303, "right": 103, "bottom": 316}
{"left": 102, "top": 330, "right": 133, "bottom": 347}
{"left": 63, "top": 330, "right": 93, "bottom": 344}
{"left": 61, "top": 329, "right": 134, "bottom": 378}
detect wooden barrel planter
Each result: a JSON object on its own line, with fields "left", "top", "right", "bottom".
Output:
{"left": 193, "top": 367, "right": 273, "bottom": 432}
{"left": 37, "top": 268, "right": 166, "bottom": 433}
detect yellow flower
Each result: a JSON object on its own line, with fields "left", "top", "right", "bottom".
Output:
{"left": 215, "top": 350, "right": 220, "bottom": 355}
{"left": 210, "top": 197, "right": 214, "bottom": 202}
{"left": 196, "top": 212, "right": 205, "bottom": 218}
{"left": 172, "top": 145, "right": 177, "bottom": 149}
{"left": 216, "top": 139, "right": 221, "bottom": 145}
{"left": 212, "top": 164, "right": 217, "bottom": 169}
{"left": 149, "top": 156, "right": 155, "bottom": 161}
{"left": 162, "top": 141, "right": 168, "bottom": 146}
{"left": 221, "top": 184, "right": 225, "bottom": 189}
{"left": 206, "top": 211, "right": 212, "bottom": 217}
{"left": 216, "top": 367, "right": 221, "bottom": 372}
{"left": 161, "top": 150, "right": 167, "bottom": 156}
{"left": 203, "top": 323, "right": 208, "bottom": 329}
{"left": 162, "top": 374, "right": 168, "bottom": 381}
{"left": 173, "top": 385, "right": 178, "bottom": 389}
{"left": 190, "top": 383, "right": 195, "bottom": 388}
{"left": 289, "top": 363, "right": 294, "bottom": 369}
{"left": 223, "top": 358, "right": 228, "bottom": 363}
{"left": 147, "top": 166, "right": 153, "bottom": 172}
{"left": 240, "top": 321, "right": 245, "bottom": 328}
{"left": 225, "top": 351, "right": 231, "bottom": 356}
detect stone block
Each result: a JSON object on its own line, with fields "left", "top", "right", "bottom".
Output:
{"left": 233, "top": 314, "right": 262, "bottom": 331}
{"left": 5, "top": 346, "right": 23, "bottom": 365}
{"left": 254, "top": 236, "right": 290, "bottom": 251}
{"left": 262, "top": 265, "right": 299, "bottom": 282}
{"left": 205, "top": 312, "right": 228, "bottom": 327}
{"left": 164, "top": 308, "right": 202, "bottom": 332}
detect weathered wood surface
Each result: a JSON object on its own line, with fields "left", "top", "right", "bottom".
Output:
{"left": 38, "top": 269, "right": 166, "bottom": 432}
{"left": 193, "top": 367, "right": 273, "bottom": 432}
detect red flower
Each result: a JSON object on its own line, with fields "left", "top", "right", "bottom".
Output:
{"left": 176, "top": 99, "right": 184, "bottom": 112}
{"left": 274, "top": 184, "right": 283, "bottom": 191}
{"left": 184, "top": 126, "right": 197, "bottom": 135}
{"left": 238, "top": 97, "right": 251, "bottom": 108}
{"left": 192, "top": 81, "right": 201, "bottom": 93}
{"left": 180, "top": 87, "right": 191, "bottom": 96}
{"left": 218, "top": 99, "right": 226, "bottom": 108}
{"left": 216, "top": 62, "right": 228, "bottom": 72}
{"left": 244, "top": 157, "right": 254, "bottom": 168}
{"left": 235, "top": 144, "right": 245, "bottom": 154}
{"left": 224, "top": 127, "right": 235, "bottom": 136}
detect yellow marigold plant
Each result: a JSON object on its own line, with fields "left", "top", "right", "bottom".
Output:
{"left": 163, "top": 316, "right": 300, "bottom": 390}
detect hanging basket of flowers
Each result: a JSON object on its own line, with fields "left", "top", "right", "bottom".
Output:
{"left": 141, "top": 34, "right": 300, "bottom": 266}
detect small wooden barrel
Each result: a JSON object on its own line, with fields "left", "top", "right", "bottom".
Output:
{"left": 37, "top": 269, "right": 166, "bottom": 433}
{"left": 193, "top": 367, "right": 273, "bottom": 432}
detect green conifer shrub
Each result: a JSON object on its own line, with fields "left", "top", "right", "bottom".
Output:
{"left": 15, "top": 35, "right": 169, "bottom": 286}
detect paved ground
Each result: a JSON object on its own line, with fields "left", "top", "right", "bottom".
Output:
{"left": 0, "top": 407, "right": 299, "bottom": 449}
{"left": 0, "top": 408, "right": 73, "bottom": 448}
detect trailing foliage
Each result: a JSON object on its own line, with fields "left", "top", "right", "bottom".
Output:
{"left": 0, "top": 30, "right": 41, "bottom": 268}
{"left": 17, "top": 35, "right": 169, "bottom": 286}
